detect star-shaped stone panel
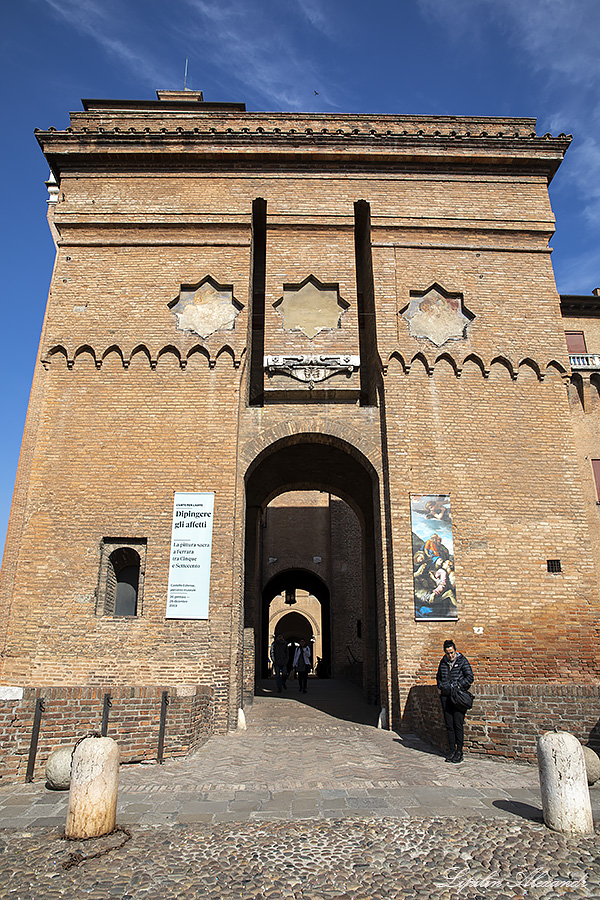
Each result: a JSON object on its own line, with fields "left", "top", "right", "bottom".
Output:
{"left": 169, "top": 276, "right": 243, "bottom": 339}
{"left": 401, "top": 283, "right": 474, "bottom": 347}
{"left": 274, "top": 275, "right": 349, "bottom": 340}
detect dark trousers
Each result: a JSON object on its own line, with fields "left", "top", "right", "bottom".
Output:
{"left": 298, "top": 669, "right": 308, "bottom": 692}
{"left": 273, "top": 664, "right": 287, "bottom": 691}
{"left": 441, "top": 696, "right": 465, "bottom": 752}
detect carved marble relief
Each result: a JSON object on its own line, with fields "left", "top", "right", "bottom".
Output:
{"left": 169, "top": 276, "right": 242, "bottom": 338}
{"left": 401, "top": 283, "right": 474, "bottom": 347}
{"left": 264, "top": 354, "right": 360, "bottom": 389}
{"left": 274, "top": 275, "right": 349, "bottom": 339}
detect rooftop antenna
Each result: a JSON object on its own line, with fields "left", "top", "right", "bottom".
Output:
{"left": 183, "top": 57, "right": 189, "bottom": 91}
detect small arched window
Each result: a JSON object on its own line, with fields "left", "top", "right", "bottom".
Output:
{"left": 96, "top": 538, "right": 146, "bottom": 617}
{"left": 110, "top": 548, "right": 140, "bottom": 616}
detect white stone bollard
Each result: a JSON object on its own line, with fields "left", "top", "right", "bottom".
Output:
{"left": 237, "top": 708, "right": 247, "bottom": 730}
{"left": 65, "top": 736, "right": 119, "bottom": 839}
{"left": 377, "top": 707, "right": 387, "bottom": 730}
{"left": 537, "top": 731, "right": 594, "bottom": 836}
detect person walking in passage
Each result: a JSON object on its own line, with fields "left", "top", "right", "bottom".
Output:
{"left": 270, "top": 633, "right": 289, "bottom": 693}
{"left": 293, "top": 638, "right": 312, "bottom": 694}
{"left": 436, "top": 639, "right": 474, "bottom": 764}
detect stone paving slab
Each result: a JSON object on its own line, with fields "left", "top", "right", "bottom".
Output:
{"left": 0, "top": 679, "right": 597, "bottom": 830}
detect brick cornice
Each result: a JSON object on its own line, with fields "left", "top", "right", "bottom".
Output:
{"left": 35, "top": 114, "right": 571, "bottom": 182}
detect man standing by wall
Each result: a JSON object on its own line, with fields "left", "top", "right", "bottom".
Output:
{"left": 271, "top": 634, "right": 289, "bottom": 693}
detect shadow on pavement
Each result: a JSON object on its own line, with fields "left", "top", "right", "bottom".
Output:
{"left": 492, "top": 799, "right": 544, "bottom": 823}
{"left": 255, "top": 677, "right": 380, "bottom": 726}
{"left": 393, "top": 735, "right": 445, "bottom": 758}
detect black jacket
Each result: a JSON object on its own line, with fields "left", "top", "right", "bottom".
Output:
{"left": 436, "top": 652, "right": 474, "bottom": 697}
{"left": 271, "top": 639, "right": 289, "bottom": 667}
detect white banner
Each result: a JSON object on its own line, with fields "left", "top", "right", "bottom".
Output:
{"left": 166, "top": 492, "right": 214, "bottom": 619}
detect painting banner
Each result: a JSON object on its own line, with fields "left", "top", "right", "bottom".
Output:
{"left": 410, "top": 494, "right": 457, "bottom": 620}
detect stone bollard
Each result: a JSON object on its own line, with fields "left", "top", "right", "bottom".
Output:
{"left": 237, "top": 708, "right": 247, "bottom": 730}
{"left": 46, "top": 745, "right": 75, "bottom": 791}
{"left": 377, "top": 707, "right": 387, "bottom": 730}
{"left": 582, "top": 745, "right": 600, "bottom": 786}
{"left": 537, "top": 731, "right": 594, "bottom": 836}
{"left": 583, "top": 745, "right": 600, "bottom": 786}
{"left": 65, "top": 736, "right": 119, "bottom": 839}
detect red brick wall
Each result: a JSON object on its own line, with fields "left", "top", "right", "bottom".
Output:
{"left": 385, "top": 364, "right": 600, "bottom": 705}
{"left": 0, "top": 685, "right": 213, "bottom": 783}
{"left": 329, "top": 498, "right": 363, "bottom": 681}
{"left": 405, "top": 683, "right": 600, "bottom": 761}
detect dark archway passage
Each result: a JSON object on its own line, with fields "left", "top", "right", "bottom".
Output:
{"left": 262, "top": 568, "right": 330, "bottom": 678}
{"left": 275, "top": 611, "right": 313, "bottom": 643}
{"left": 244, "top": 434, "right": 383, "bottom": 704}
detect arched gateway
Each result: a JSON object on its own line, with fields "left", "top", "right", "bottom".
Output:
{"left": 243, "top": 434, "right": 388, "bottom": 704}
{"left": 2, "top": 89, "right": 600, "bottom": 781}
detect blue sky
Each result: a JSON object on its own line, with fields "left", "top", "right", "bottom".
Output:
{"left": 1, "top": 0, "right": 600, "bottom": 556}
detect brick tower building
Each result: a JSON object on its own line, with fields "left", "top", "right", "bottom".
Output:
{"left": 1, "top": 90, "right": 599, "bottom": 777}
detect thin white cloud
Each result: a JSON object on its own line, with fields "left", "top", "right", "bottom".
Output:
{"left": 561, "top": 135, "right": 600, "bottom": 227}
{"left": 419, "top": 0, "right": 600, "bottom": 237}
{"left": 552, "top": 242, "right": 600, "bottom": 294}
{"left": 418, "top": 0, "right": 600, "bottom": 86}
{"left": 41, "top": 0, "right": 341, "bottom": 111}
{"left": 294, "top": 0, "right": 333, "bottom": 36}
{"left": 41, "top": 0, "right": 174, "bottom": 88}
{"left": 182, "top": 0, "right": 339, "bottom": 109}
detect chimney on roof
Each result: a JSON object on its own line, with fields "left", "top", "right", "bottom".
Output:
{"left": 156, "top": 90, "right": 204, "bottom": 102}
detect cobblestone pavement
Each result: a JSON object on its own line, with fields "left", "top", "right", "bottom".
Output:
{"left": 0, "top": 679, "right": 599, "bottom": 898}
{"left": 0, "top": 817, "right": 600, "bottom": 900}
{"left": 1, "top": 817, "right": 599, "bottom": 899}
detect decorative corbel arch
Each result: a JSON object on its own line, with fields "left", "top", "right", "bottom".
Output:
{"left": 73, "top": 344, "right": 99, "bottom": 369}
{"left": 461, "top": 353, "right": 487, "bottom": 378}
{"left": 434, "top": 352, "right": 460, "bottom": 377}
{"left": 489, "top": 356, "right": 515, "bottom": 381}
{"left": 408, "top": 352, "right": 433, "bottom": 376}
{"left": 101, "top": 344, "right": 125, "bottom": 368}
{"left": 128, "top": 344, "right": 153, "bottom": 369}
{"left": 43, "top": 345, "right": 70, "bottom": 369}
{"left": 384, "top": 351, "right": 407, "bottom": 374}
{"left": 186, "top": 344, "right": 211, "bottom": 368}
{"left": 214, "top": 344, "right": 237, "bottom": 368}
{"left": 517, "top": 357, "right": 541, "bottom": 381}
{"left": 156, "top": 345, "right": 183, "bottom": 370}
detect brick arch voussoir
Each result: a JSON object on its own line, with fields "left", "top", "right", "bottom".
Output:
{"left": 270, "top": 607, "right": 321, "bottom": 637}
{"left": 240, "top": 419, "right": 381, "bottom": 476}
